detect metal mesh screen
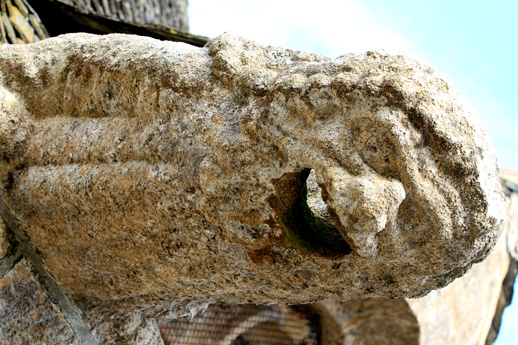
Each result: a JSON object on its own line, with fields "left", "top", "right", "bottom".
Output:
{"left": 160, "top": 304, "right": 320, "bottom": 345}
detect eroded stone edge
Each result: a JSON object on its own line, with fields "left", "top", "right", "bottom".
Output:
{"left": 0, "top": 216, "right": 21, "bottom": 279}
{"left": 0, "top": 250, "right": 21, "bottom": 279}
{"left": 484, "top": 185, "right": 518, "bottom": 344}
{"left": 0, "top": 199, "right": 99, "bottom": 345}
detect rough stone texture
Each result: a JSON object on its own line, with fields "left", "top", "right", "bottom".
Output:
{"left": 0, "top": 218, "right": 9, "bottom": 259}
{"left": 0, "top": 259, "right": 78, "bottom": 344}
{"left": 159, "top": 229, "right": 518, "bottom": 345}
{"left": 0, "top": 33, "right": 505, "bottom": 342}
{"left": 321, "top": 298, "right": 419, "bottom": 345}
{"left": 407, "top": 187, "right": 518, "bottom": 345}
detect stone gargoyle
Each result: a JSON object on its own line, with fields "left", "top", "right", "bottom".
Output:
{"left": 0, "top": 33, "right": 505, "bottom": 310}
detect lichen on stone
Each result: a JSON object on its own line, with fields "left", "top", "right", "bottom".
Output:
{"left": 0, "top": 33, "right": 506, "bottom": 339}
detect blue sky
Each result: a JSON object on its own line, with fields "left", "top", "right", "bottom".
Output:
{"left": 188, "top": 1, "right": 518, "bottom": 344}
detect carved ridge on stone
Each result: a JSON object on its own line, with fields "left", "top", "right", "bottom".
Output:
{"left": 0, "top": 32, "right": 505, "bottom": 316}
{"left": 0, "top": 199, "right": 99, "bottom": 344}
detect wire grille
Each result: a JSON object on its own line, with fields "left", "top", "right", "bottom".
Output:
{"left": 160, "top": 304, "right": 320, "bottom": 345}
{"left": 0, "top": 0, "right": 49, "bottom": 44}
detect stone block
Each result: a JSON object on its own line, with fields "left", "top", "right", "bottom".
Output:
{"left": 0, "top": 219, "right": 9, "bottom": 260}
{"left": 0, "top": 33, "right": 506, "bottom": 329}
{"left": 0, "top": 259, "right": 78, "bottom": 344}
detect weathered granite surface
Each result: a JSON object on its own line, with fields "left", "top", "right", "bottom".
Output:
{"left": 161, "top": 304, "right": 322, "bottom": 345}
{"left": 321, "top": 298, "right": 419, "bottom": 345}
{"left": 0, "top": 259, "right": 78, "bottom": 345}
{"left": 407, "top": 224, "right": 509, "bottom": 345}
{"left": 0, "top": 218, "right": 9, "bottom": 259}
{"left": 407, "top": 184, "right": 518, "bottom": 345}
{"left": 0, "top": 33, "right": 505, "bottom": 343}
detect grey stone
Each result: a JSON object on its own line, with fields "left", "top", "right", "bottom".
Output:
{"left": 407, "top": 190, "right": 518, "bottom": 345}
{"left": 161, "top": 304, "right": 319, "bottom": 345}
{"left": 485, "top": 187, "right": 518, "bottom": 344}
{"left": 0, "top": 218, "right": 9, "bottom": 260}
{"left": 0, "top": 32, "right": 506, "bottom": 342}
{"left": 0, "top": 259, "right": 79, "bottom": 345}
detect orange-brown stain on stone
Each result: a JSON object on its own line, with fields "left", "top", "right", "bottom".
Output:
{"left": 248, "top": 245, "right": 273, "bottom": 265}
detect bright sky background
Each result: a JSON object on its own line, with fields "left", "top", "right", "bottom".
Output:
{"left": 188, "top": 1, "right": 518, "bottom": 344}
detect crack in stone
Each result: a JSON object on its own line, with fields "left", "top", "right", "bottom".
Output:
{"left": 0, "top": 199, "right": 99, "bottom": 345}
{"left": 0, "top": 249, "right": 21, "bottom": 280}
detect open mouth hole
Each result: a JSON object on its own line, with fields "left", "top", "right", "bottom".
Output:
{"left": 267, "top": 169, "right": 352, "bottom": 258}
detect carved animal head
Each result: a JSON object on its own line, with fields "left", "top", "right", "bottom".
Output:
{"left": 208, "top": 34, "right": 505, "bottom": 277}
{"left": 0, "top": 33, "right": 505, "bottom": 306}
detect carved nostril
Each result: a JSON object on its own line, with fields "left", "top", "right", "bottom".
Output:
{"left": 267, "top": 169, "right": 352, "bottom": 258}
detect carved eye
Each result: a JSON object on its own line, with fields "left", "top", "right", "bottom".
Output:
{"left": 353, "top": 118, "right": 399, "bottom": 177}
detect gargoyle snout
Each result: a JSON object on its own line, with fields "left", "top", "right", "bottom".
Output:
{"left": 321, "top": 166, "right": 406, "bottom": 258}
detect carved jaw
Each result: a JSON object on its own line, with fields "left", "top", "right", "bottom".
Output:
{"left": 320, "top": 166, "right": 406, "bottom": 258}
